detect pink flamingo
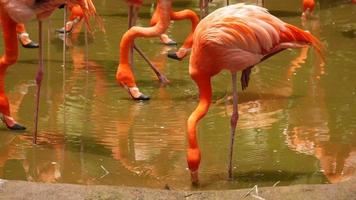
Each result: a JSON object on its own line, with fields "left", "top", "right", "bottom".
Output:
{"left": 117, "top": 0, "right": 199, "bottom": 100}
{"left": 56, "top": 4, "right": 85, "bottom": 34}
{"left": 0, "top": 0, "right": 98, "bottom": 130}
{"left": 186, "top": 4, "right": 324, "bottom": 184}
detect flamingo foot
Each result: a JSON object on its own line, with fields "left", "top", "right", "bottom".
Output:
{"left": 56, "top": 18, "right": 79, "bottom": 34}
{"left": 167, "top": 52, "right": 183, "bottom": 61}
{"left": 1, "top": 115, "right": 26, "bottom": 130}
{"left": 18, "top": 33, "right": 39, "bottom": 49}
{"left": 158, "top": 74, "right": 170, "bottom": 86}
{"left": 22, "top": 42, "right": 39, "bottom": 49}
{"left": 165, "top": 40, "right": 178, "bottom": 46}
{"left": 127, "top": 86, "right": 150, "bottom": 101}
{"left": 160, "top": 34, "right": 177, "bottom": 46}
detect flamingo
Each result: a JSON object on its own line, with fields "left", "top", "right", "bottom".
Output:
{"left": 0, "top": 0, "right": 98, "bottom": 130}
{"left": 117, "top": 0, "right": 199, "bottom": 100}
{"left": 56, "top": 4, "right": 84, "bottom": 34}
{"left": 186, "top": 4, "right": 324, "bottom": 184}
{"left": 302, "top": 0, "right": 315, "bottom": 19}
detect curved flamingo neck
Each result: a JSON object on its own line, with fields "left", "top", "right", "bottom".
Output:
{"left": 119, "top": 0, "right": 172, "bottom": 66}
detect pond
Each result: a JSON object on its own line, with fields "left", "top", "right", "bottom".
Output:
{"left": 0, "top": 0, "right": 355, "bottom": 190}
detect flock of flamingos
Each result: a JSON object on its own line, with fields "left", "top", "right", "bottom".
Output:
{"left": 0, "top": 0, "right": 354, "bottom": 185}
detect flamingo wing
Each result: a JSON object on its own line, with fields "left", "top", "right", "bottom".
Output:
{"left": 192, "top": 4, "right": 324, "bottom": 72}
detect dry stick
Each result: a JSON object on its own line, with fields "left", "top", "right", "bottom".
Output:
{"left": 33, "top": 21, "right": 44, "bottom": 144}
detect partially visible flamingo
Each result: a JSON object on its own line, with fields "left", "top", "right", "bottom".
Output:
{"left": 302, "top": 0, "right": 315, "bottom": 19}
{"left": 0, "top": 0, "right": 99, "bottom": 130}
{"left": 56, "top": 4, "right": 84, "bottom": 34}
{"left": 186, "top": 4, "right": 324, "bottom": 184}
{"left": 117, "top": 0, "right": 199, "bottom": 100}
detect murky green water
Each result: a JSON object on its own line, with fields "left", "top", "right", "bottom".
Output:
{"left": 0, "top": 0, "right": 355, "bottom": 190}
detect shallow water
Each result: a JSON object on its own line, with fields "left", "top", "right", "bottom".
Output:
{"left": 0, "top": 0, "right": 355, "bottom": 190}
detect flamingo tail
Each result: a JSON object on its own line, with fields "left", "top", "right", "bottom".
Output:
{"left": 283, "top": 24, "right": 325, "bottom": 62}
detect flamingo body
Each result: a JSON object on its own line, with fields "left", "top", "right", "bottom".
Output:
{"left": 187, "top": 4, "right": 324, "bottom": 183}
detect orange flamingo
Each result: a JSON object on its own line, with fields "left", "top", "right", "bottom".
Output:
{"left": 186, "top": 4, "right": 324, "bottom": 184}
{"left": 0, "top": 0, "right": 98, "bottom": 130}
{"left": 56, "top": 4, "right": 85, "bottom": 34}
{"left": 117, "top": 0, "right": 199, "bottom": 100}
{"left": 302, "top": 0, "right": 315, "bottom": 19}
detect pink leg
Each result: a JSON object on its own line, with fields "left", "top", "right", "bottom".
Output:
{"left": 228, "top": 72, "right": 239, "bottom": 179}
{"left": 34, "top": 21, "right": 44, "bottom": 144}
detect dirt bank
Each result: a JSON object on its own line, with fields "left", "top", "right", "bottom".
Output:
{"left": 0, "top": 178, "right": 355, "bottom": 200}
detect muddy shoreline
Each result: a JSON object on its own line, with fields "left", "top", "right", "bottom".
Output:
{"left": 0, "top": 178, "right": 355, "bottom": 200}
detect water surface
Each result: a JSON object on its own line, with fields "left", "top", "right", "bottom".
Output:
{"left": 0, "top": 0, "right": 355, "bottom": 190}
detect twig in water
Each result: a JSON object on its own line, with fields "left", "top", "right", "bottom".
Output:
{"left": 273, "top": 181, "right": 280, "bottom": 187}
{"left": 99, "top": 165, "right": 109, "bottom": 179}
{"left": 243, "top": 185, "right": 266, "bottom": 200}
{"left": 185, "top": 192, "right": 202, "bottom": 198}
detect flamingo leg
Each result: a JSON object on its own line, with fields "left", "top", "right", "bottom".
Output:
{"left": 167, "top": 10, "right": 199, "bottom": 60}
{"left": 187, "top": 74, "right": 212, "bottom": 185}
{"left": 128, "top": 5, "right": 135, "bottom": 67}
{"left": 228, "top": 72, "right": 239, "bottom": 179}
{"left": 133, "top": 45, "right": 169, "bottom": 85}
{"left": 257, "top": 0, "right": 264, "bottom": 7}
{"left": 62, "top": 5, "right": 67, "bottom": 67}
{"left": 199, "top": 0, "right": 210, "bottom": 19}
{"left": 34, "top": 21, "right": 44, "bottom": 144}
